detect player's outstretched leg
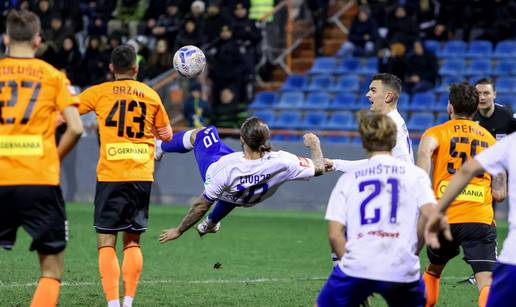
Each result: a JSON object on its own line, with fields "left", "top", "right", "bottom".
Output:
{"left": 31, "top": 252, "right": 64, "bottom": 307}
{"left": 155, "top": 129, "right": 200, "bottom": 160}
{"left": 121, "top": 233, "right": 143, "bottom": 307}
{"left": 98, "top": 234, "right": 121, "bottom": 307}
{"left": 197, "top": 200, "right": 237, "bottom": 236}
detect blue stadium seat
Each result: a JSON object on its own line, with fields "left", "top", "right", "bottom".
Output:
{"left": 437, "top": 76, "right": 463, "bottom": 93}
{"left": 269, "top": 110, "right": 302, "bottom": 129}
{"left": 329, "top": 93, "right": 358, "bottom": 110}
{"left": 494, "top": 60, "right": 516, "bottom": 77}
{"left": 351, "top": 137, "right": 362, "bottom": 145}
{"left": 357, "top": 58, "right": 378, "bottom": 75}
{"left": 249, "top": 91, "right": 276, "bottom": 109}
{"left": 435, "top": 112, "right": 449, "bottom": 124}
{"left": 297, "top": 111, "right": 327, "bottom": 129}
{"left": 321, "top": 135, "right": 351, "bottom": 143}
{"left": 437, "top": 40, "right": 466, "bottom": 58}
{"left": 359, "top": 95, "right": 371, "bottom": 107}
{"left": 253, "top": 110, "right": 276, "bottom": 124}
{"left": 309, "top": 57, "right": 338, "bottom": 74}
{"left": 397, "top": 93, "right": 410, "bottom": 111}
{"left": 494, "top": 41, "right": 516, "bottom": 59}
{"left": 331, "top": 75, "right": 359, "bottom": 92}
{"left": 323, "top": 111, "right": 355, "bottom": 130}
{"left": 466, "top": 40, "right": 493, "bottom": 58}
{"left": 281, "top": 75, "right": 308, "bottom": 91}
{"left": 439, "top": 59, "right": 465, "bottom": 76}
{"left": 409, "top": 92, "right": 435, "bottom": 111}
{"left": 336, "top": 58, "right": 361, "bottom": 74}
{"left": 407, "top": 113, "right": 434, "bottom": 131}
{"left": 301, "top": 92, "right": 331, "bottom": 109}
{"left": 495, "top": 94, "right": 514, "bottom": 107}
{"left": 275, "top": 91, "right": 304, "bottom": 109}
{"left": 496, "top": 77, "right": 516, "bottom": 93}
{"left": 466, "top": 60, "right": 492, "bottom": 76}
{"left": 433, "top": 95, "right": 449, "bottom": 112}
{"left": 423, "top": 40, "right": 441, "bottom": 55}
{"left": 308, "top": 75, "right": 332, "bottom": 91}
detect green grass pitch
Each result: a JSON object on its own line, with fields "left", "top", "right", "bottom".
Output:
{"left": 0, "top": 203, "right": 507, "bottom": 306}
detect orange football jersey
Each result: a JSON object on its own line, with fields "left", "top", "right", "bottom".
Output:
{"left": 422, "top": 119, "right": 496, "bottom": 224}
{"left": 0, "top": 57, "right": 79, "bottom": 185}
{"left": 79, "top": 79, "right": 170, "bottom": 182}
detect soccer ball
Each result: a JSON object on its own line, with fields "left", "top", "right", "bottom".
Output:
{"left": 173, "top": 45, "right": 206, "bottom": 78}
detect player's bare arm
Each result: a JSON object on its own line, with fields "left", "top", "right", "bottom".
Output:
{"left": 57, "top": 106, "right": 83, "bottom": 160}
{"left": 491, "top": 172, "right": 507, "bottom": 203}
{"left": 303, "top": 133, "right": 324, "bottom": 176}
{"left": 327, "top": 221, "right": 346, "bottom": 260}
{"left": 159, "top": 194, "right": 213, "bottom": 243}
{"left": 416, "top": 203, "right": 438, "bottom": 254}
{"left": 155, "top": 125, "right": 173, "bottom": 142}
{"left": 416, "top": 136, "right": 438, "bottom": 175}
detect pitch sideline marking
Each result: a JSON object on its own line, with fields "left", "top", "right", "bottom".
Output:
{"left": 0, "top": 276, "right": 468, "bottom": 288}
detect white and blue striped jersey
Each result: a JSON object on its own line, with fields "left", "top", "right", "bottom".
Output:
{"left": 326, "top": 154, "right": 436, "bottom": 283}
{"left": 203, "top": 151, "right": 315, "bottom": 207}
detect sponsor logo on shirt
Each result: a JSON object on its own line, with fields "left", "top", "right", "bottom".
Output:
{"left": 438, "top": 180, "right": 485, "bottom": 203}
{"left": 0, "top": 135, "right": 43, "bottom": 156}
{"left": 298, "top": 156, "right": 310, "bottom": 167}
{"left": 105, "top": 143, "right": 149, "bottom": 161}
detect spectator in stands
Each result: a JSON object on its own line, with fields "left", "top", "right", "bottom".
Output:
{"left": 306, "top": 0, "right": 329, "bottom": 56}
{"left": 232, "top": 1, "right": 262, "bottom": 102}
{"left": 183, "top": 82, "right": 211, "bottom": 127}
{"left": 426, "top": 23, "right": 450, "bottom": 42}
{"left": 143, "top": 0, "right": 167, "bottom": 25}
{"left": 341, "top": 5, "right": 378, "bottom": 57}
{"left": 207, "top": 24, "right": 245, "bottom": 107}
{"left": 45, "top": 15, "right": 72, "bottom": 54}
{"left": 413, "top": 0, "right": 439, "bottom": 38}
{"left": 203, "top": 0, "right": 229, "bottom": 45}
{"left": 187, "top": 0, "right": 206, "bottom": 34}
{"left": 212, "top": 87, "right": 248, "bottom": 128}
{"left": 378, "top": 42, "right": 407, "bottom": 81}
{"left": 146, "top": 39, "right": 174, "bottom": 79}
{"left": 405, "top": 41, "right": 438, "bottom": 94}
{"left": 60, "top": 1, "right": 83, "bottom": 33}
{"left": 34, "top": 0, "right": 53, "bottom": 30}
{"left": 174, "top": 18, "right": 203, "bottom": 51}
{"left": 36, "top": 36, "right": 58, "bottom": 67}
{"left": 81, "top": 35, "right": 108, "bottom": 86}
{"left": 148, "top": 0, "right": 182, "bottom": 48}
{"left": 87, "top": 13, "right": 109, "bottom": 37}
{"left": 108, "top": 0, "right": 146, "bottom": 37}
{"left": 387, "top": 5, "right": 419, "bottom": 47}
{"left": 84, "top": 0, "right": 117, "bottom": 22}
{"left": 55, "top": 36, "right": 82, "bottom": 85}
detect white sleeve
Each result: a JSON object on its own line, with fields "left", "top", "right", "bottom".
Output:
{"left": 475, "top": 135, "right": 512, "bottom": 176}
{"left": 280, "top": 151, "right": 316, "bottom": 181}
{"left": 203, "top": 168, "right": 225, "bottom": 202}
{"left": 413, "top": 168, "right": 437, "bottom": 208}
{"left": 325, "top": 175, "right": 349, "bottom": 225}
{"left": 332, "top": 159, "right": 367, "bottom": 172}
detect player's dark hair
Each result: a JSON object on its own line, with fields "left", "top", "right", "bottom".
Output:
{"left": 6, "top": 10, "right": 40, "bottom": 42}
{"left": 449, "top": 82, "right": 479, "bottom": 117}
{"left": 110, "top": 44, "right": 137, "bottom": 74}
{"left": 475, "top": 78, "right": 496, "bottom": 92}
{"left": 358, "top": 111, "right": 397, "bottom": 152}
{"left": 240, "top": 117, "right": 272, "bottom": 153}
{"left": 372, "top": 73, "right": 402, "bottom": 97}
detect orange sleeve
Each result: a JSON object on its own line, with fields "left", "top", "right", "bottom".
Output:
{"left": 55, "top": 72, "right": 79, "bottom": 111}
{"left": 78, "top": 86, "right": 98, "bottom": 115}
{"left": 153, "top": 98, "right": 171, "bottom": 128}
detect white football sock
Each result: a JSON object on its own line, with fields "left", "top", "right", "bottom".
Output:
{"left": 107, "top": 299, "right": 120, "bottom": 307}
{"left": 123, "top": 296, "right": 133, "bottom": 307}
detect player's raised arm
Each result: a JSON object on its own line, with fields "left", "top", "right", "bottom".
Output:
{"left": 416, "top": 135, "right": 438, "bottom": 175}
{"left": 324, "top": 158, "right": 368, "bottom": 173}
{"left": 159, "top": 194, "right": 214, "bottom": 243}
{"left": 303, "top": 133, "right": 324, "bottom": 176}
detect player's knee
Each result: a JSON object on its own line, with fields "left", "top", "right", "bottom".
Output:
{"left": 475, "top": 272, "right": 492, "bottom": 290}
{"left": 39, "top": 252, "right": 64, "bottom": 280}
{"left": 97, "top": 233, "right": 117, "bottom": 248}
{"left": 123, "top": 232, "right": 141, "bottom": 248}
{"left": 425, "top": 263, "right": 444, "bottom": 276}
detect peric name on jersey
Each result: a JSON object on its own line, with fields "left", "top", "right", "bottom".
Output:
{"left": 0, "top": 65, "right": 44, "bottom": 79}
{"left": 453, "top": 124, "right": 486, "bottom": 137}
{"left": 354, "top": 164, "right": 406, "bottom": 179}
{"left": 112, "top": 85, "right": 145, "bottom": 98}
{"left": 239, "top": 174, "right": 271, "bottom": 185}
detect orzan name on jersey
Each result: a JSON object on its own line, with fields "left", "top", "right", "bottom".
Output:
{"left": 354, "top": 163, "right": 406, "bottom": 179}
{"left": 112, "top": 85, "right": 145, "bottom": 98}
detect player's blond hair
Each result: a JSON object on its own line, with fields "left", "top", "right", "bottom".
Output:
{"left": 358, "top": 111, "right": 397, "bottom": 152}
{"left": 6, "top": 10, "right": 40, "bottom": 42}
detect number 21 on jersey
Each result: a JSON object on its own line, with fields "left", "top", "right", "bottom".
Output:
{"left": 358, "top": 178, "right": 399, "bottom": 225}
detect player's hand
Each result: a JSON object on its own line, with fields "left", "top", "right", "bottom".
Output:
{"left": 56, "top": 113, "right": 66, "bottom": 127}
{"left": 303, "top": 133, "right": 320, "bottom": 148}
{"left": 324, "top": 159, "right": 334, "bottom": 172}
{"left": 159, "top": 228, "right": 182, "bottom": 243}
{"left": 424, "top": 213, "right": 452, "bottom": 249}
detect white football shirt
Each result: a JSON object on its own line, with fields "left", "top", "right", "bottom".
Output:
{"left": 326, "top": 154, "right": 436, "bottom": 283}
{"left": 203, "top": 151, "right": 315, "bottom": 206}
{"left": 475, "top": 132, "right": 516, "bottom": 265}
{"left": 387, "top": 110, "right": 414, "bottom": 164}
